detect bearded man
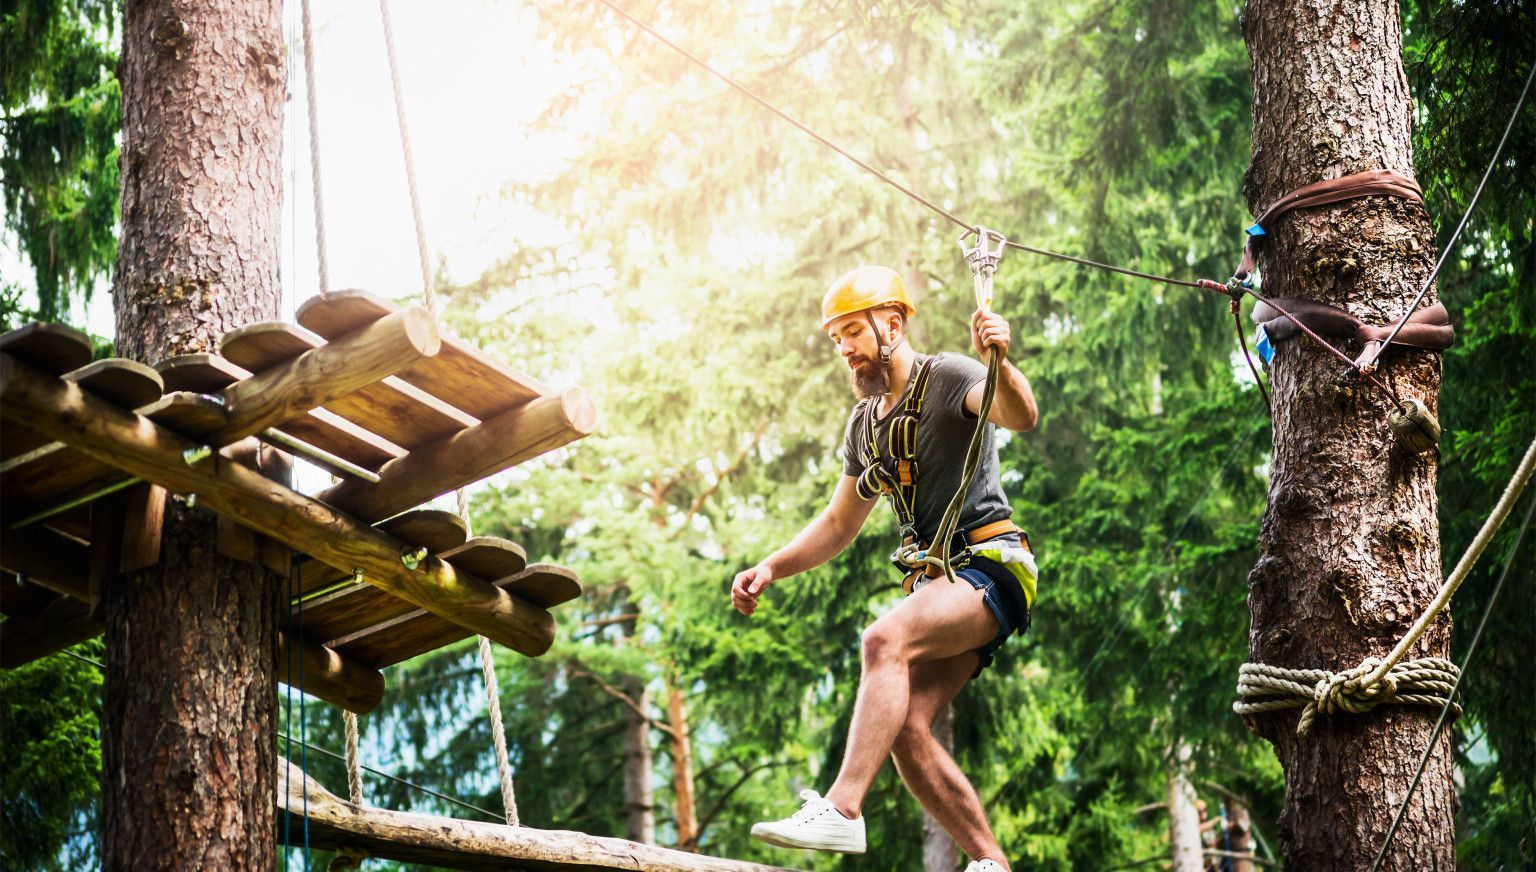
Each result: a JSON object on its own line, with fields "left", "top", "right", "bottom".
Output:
{"left": 731, "top": 265, "right": 1039, "bottom": 872}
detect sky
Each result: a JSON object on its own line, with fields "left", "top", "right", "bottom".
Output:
{"left": 4, "top": 0, "right": 593, "bottom": 335}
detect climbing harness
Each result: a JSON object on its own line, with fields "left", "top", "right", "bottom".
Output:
{"left": 1233, "top": 431, "right": 1536, "bottom": 734}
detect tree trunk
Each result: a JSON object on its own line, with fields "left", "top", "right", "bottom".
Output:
{"left": 1167, "top": 764, "right": 1204, "bottom": 872}
{"left": 622, "top": 673, "right": 657, "bottom": 845}
{"left": 1225, "top": 798, "right": 1256, "bottom": 872}
{"left": 105, "top": 1, "right": 285, "bottom": 868}
{"left": 921, "top": 704, "right": 959, "bottom": 872}
{"left": 666, "top": 680, "right": 698, "bottom": 852}
{"left": 1242, "top": 1, "right": 1452, "bottom": 868}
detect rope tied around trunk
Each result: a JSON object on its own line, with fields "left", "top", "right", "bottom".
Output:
{"left": 1235, "top": 433, "right": 1536, "bottom": 735}
{"left": 1235, "top": 657, "right": 1461, "bottom": 736}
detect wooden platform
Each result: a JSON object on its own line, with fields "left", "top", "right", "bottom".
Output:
{"left": 279, "top": 759, "right": 800, "bottom": 872}
{"left": 0, "top": 293, "right": 597, "bottom": 712}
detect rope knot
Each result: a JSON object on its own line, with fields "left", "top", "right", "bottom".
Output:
{"left": 1235, "top": 656, "right": 1462, "bottom": 736}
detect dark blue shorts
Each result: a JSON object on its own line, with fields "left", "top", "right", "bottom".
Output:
{"left": 912, "top": 556, "right": 1032, "bottom": 678}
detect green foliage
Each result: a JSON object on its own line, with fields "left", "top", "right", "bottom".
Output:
{"left": 0, "top": 641, "right": 102, "bottom": 870}
{"left": 0, "top": 0, "right": 121, "bottom": 320}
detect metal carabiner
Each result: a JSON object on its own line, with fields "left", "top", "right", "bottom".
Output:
{"left": 958, "top": 225, "right": 1007, "bottom": 313}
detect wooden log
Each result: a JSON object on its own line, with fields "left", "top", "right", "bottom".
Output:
{"left": 0, "top": 353, "right": 556, "bottom": 657}
{"left": 292, "top": 509, "right": 470, "bottom": 601}
{"left": 294, "top": 535, "right": 527, "bottom": 644}
{"left": 213, "top": 307, "right": 441, "bottom": 446}
{"left": 277, "top": 630, "right": 385, "bottom": 714}
{"left": 119, "top": 484, "right": 168, "bottom": 573}
{"left": 2, "top": 359, "right": 163, "bottom": 461}
{"left": 277, "top": 758, "right": 801, "bottom": 872}
{"left": 297, "top": 290, "right": 550, "bottom": 419}
{"left": 320, "top": 388, "right": 597, "bottom": 524}
{"left": 0, "top": 596, "right": 99, "bottom": 668}
{"left": 0, "top": 527, "right": 91, "bottom": 598}
{"left": 270, "top": 407, "right": 404, "bottom": 474}
{"left": 0, "top": 576, "right": 63, "bottom": 616}
{"left": 334, "top": 565, "right": 582, "bottom": 669}
{"left": 0, "top": 323, "right": 92, "bottom": 375}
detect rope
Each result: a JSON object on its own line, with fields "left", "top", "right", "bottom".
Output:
{"left": 589, "top": 0, "right": 1206, "bottom": 292}
{"left": 377, "top": 0, "right": 436, "bottom": 315}
{"left": 477, "top": 636, "right": 520, "bottom": 826}
{"left": 343, "top": 711, "right": 364, "bottom": 806}
{"left": 454, "top": 489, "right": 521, "bottom": 826}
{"left": 1358, "top": 61, "right": 1536, "bottom": 374}
{"left": 1230, "top": 301, "right": 1270, "bottom": 414}
{"left": 278, "top": 731, "right": 504, "bottom": 821}
{"left": 299, "top": 0, "right": 330, "bottom": 296}
{"left": 1369, "top": 490, "right": 1535, "bottom": 871}
{"left": 1234, "top": 657, "right": 1461, "bottom": 736}
{"left": 1234, "top": 432, "right": 1536, "bottom": 734}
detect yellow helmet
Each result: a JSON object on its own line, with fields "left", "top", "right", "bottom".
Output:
{"left": 820, "top": 265, "right": 916, "bottom": 329}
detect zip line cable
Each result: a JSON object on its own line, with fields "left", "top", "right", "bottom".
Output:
{"left": 1369, "top": 491, "right": 1535, "bottom": 871}
{"left": 1358, "top": 60, "right": 1535, "bottom": 375}
{"left": 590, "top": 0, "right": 1206, "bottom": 291}
{"left": 50, "top": 650, "right": 505, "bottom": 825}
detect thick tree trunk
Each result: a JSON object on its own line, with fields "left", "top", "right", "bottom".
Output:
{"left": 1167, "top": 763, "right": 1204, "bottom": 872}
{"left": 622, "top": 673, "right": 657, "bottom": 845}
{"left": 665, "top": 681, "right": 698, "bottom": 851}
{"left": 1242, "top": 1, "right": 1452, "bottom": 869}
{"left": 1225, "top": 799, "right": 1256, "bottom": 872}
{"left": 921, "top": 704, "right": 959, "bottom": 872}
{"left": 105, "top": 1, "right": 285, "bottom": 868}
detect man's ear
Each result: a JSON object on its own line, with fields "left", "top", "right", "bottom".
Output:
{"left": 884, "top": 309, "right": 906, "bottom": 343}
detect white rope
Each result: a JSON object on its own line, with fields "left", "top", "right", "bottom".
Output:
{"left": 455, "top": 489, "right": 519, "bottom": 825}
{"left": 376, "top": 0, "right": 436, "bottom": 316}
{"left": 1235, "top": 432, "right": 1536, "bottom": 734}
{"left": 299, "top": 0, "right": 330, "bottom": 296}
{"left": 343, "top": 710, "right": 364, "bottom": 805}
{"left": 478, "top": 636, "right": 520, "bottom": 826}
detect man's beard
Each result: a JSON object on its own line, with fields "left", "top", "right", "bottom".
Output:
{"left": 847, "top": 355, "right": 891, "bottom": 399}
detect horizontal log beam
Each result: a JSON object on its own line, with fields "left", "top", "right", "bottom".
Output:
{"left": 320, "top": 388, "right": 598, "bottom": 524}
{"left": 212, "top": 306, "right": 440, "bottom": 445}
{"left": 0, "top": 527, "right": 91, "bottom": 599}
{"left": 278, "top": 758, "right": 800, "bottom": 872}
{"left": 0, "top": 596, "right": 98, "bottom": 668}
{"left": 278, "top": 630, "right": 385, "bottom": 714}
{"left": 0, "top": 354, "right": 555, "bottom": 658}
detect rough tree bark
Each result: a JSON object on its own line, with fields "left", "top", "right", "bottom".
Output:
{"left": 1242, "top": 1, "right": 1452, "bottom": 868}
{"left": 666, "top": 680, "right": 699, "bottom": 852}
{"left": 105, "top": 1, "right": 285, "bottom": 868}
{"left": 622, "top": 672, "right": 657, "bottom": 845}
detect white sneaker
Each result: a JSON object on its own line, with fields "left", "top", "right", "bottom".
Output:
{"left": 964, "top": 860, "right": 1007, "bottom": 872}
{"left": 750, "top": 789, "right": 866, "bottom": 853}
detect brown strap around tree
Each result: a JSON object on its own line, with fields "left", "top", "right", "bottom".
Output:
{"left": 1237, "top": 169, "right": 1424, "bottom": 279}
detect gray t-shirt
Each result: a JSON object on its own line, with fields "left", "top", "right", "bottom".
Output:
{"left": 840, "top": 353, "right": 1013, "bottom": 545}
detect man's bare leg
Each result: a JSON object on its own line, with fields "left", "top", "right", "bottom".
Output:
{"left": 891, "top": 654, "right": 1010, "bottom": 870}
{"left": 822, "top": 579, "right": 999, "bottom": 818}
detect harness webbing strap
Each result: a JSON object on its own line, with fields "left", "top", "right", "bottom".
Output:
{"left": 854, "top": 356, "right": 936, "bottom": 529}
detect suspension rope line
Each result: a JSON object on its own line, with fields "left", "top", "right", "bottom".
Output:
{"left": 1358, "top": 61, "right": 1535, "bottom": 374}
{"left": 49, "top": 648, "right": 504, "bottom": 825}
{"left": 377, "top": 0, "right": 436, "bottom": 315}
{"left": 1234, "top": 432, "right": 1536, "bottom": 733}
{"left": 1368, "top": 490, "right": 1535, "bottom": 872}
{"left": 590, "top": 0, "right": 1206, "bottom": 292}
{"left": 299, "top": 0, "right": 331, "bottom": 297}
{"left": 278, "top": 732, "right": 505, "bottom": 823}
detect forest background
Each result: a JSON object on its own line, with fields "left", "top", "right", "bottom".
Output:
{"left": 1, "top": 0, "right": 1531, "bottom": 869}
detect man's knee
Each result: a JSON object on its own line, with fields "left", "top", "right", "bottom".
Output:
{"left": 860, "top": 623, "right": 906, "bottom": 667}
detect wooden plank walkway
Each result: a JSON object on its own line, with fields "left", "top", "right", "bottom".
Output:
{"left": 0, "top": 292, "right": 596, "bottom": 710}
{"left": 279, "top": 759, "right": 801, "bottom": 872}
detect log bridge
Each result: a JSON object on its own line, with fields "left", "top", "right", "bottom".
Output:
{"left": 0, "top": 290, "right": 597, "bottom": 713}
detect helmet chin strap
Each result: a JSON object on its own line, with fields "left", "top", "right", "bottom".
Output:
{"left": 865, "top": 309, "right": 906, "bottom": 366}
